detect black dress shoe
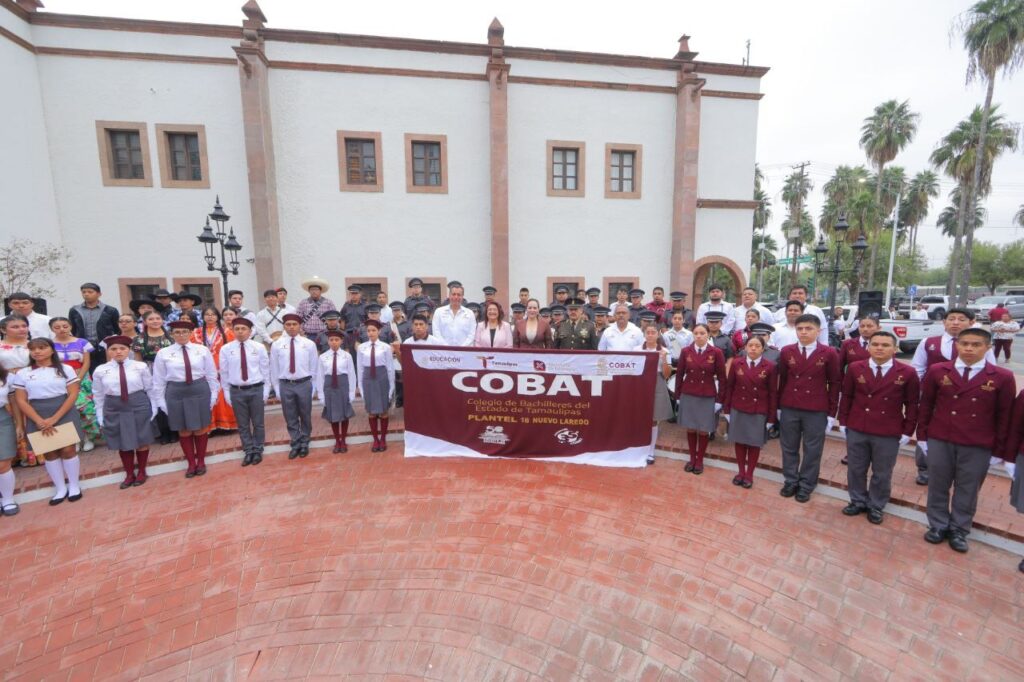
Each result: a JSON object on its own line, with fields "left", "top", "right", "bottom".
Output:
{"left": 915, "top": 473, "right": 928, "bottom": 486}
{"left": 49, "top": 492, "right": 68, "bottom": 506}
{"left": 684, "top": 461, "right": 695, "bottom": 472}
{"left": 252, "top": 453, "right": 262, "bottom": 465}
{"left": 298, "top": 446, "right": 309, "bottom": 458}
{"left": 867, "top": 509, "right": 884, "bottom": 525}
{"left": 288, "top": 448, "right": 299, "bottom": 460}
{"left": 332, "top": 445, "right": 342, "bottom": 454}
{"left": 242, "top": 453, "right": 253, "bottom": 467}
{"left": 337, "top": 445, "right": 347, "bottom": 454}
{"left": 948, "top": 531, "right": 969, "bottom": 553}
{"left": 842, "top": 503, "right": 865, "bottom": 516}
{"left": 732, "top": 475, "right": 743, "bottom": 486}
{"left": 692, "top": 466, "right": 703, "bottom": 475}
{"left": 924, "top": 527, "right": 948, "bottom": 544}
{"left": 780, "top": 483, "right": 797, "bottom": 498}
{"left": 840, "top": 456, "right": 848, "bottom": 465}
{"left": 1018, "top": 558, "right": 1024, "bottom": 574}
{"left": 68, "top": 491, "right": 83, "bottom": 502}
{"left": 740, "top": 479, "right": 753, "bottom": 489}
{"left": 795, "top": 490, "right": 811, "bottom": 503}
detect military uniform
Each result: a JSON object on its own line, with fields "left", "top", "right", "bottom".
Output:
{"left": 709, "top": 332, "right": 735, "bottom": 360}
{"left": 554, "top": 317, "right": 599, "bottom": 350}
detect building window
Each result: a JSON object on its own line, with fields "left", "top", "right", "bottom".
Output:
{"left": 407, "top": 277, "right": 447, "bottom": 308}
{"left": 96, "top": 121, "right": 152, "bottom": 187}
{"left": 172, "top": 277, "right": 221, "bottom": 309}
{"left": 605, "top": 144, "right": 643, "bottom": 199}
{"left": 345, "top": 278, "right": 388, "bottom": 305}
{"left": 155, "top": 124, "right": 210, "bottom": 189}
{"left": 546, "top": 140, "right": 585, "bottom": 197}
{"left": 404, "top": 134, "right": 448, "bottom": 194}
{"left": 546, "top": 277, "right": 585, "bottom": 305}
{"left": 337, "top": 131, "right": 383, "bottom": 192}
{"left": 603, "top": 278, "right": 638, "bottom": 305}
{"left": 117, "top": 277, "right": 168, "bottom": 311}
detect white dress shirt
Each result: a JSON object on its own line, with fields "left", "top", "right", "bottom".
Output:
{"left": 26, "top": 312, "right": 53, "bottom": 340}
{"left": 771, "top": 322, "right": 799, "bottom": 349}
{"left": 773, "top": 303, "right": 828, "bottom": 344}
{"left": 152, "top": 343, "right": 220, "bottom": 410}
{"left": 911, "top": 331, "right": 996, "bottom": 379}
{"left": 254, "top": 306, "right": 286, "bottom": 346}
{"left": 405, "top": 334, "right": 445, "bottom": 345}
{"left": 92, "top": 359, "right": 158, "bottom": 425}
{"left": 432, "top": 305, "right": 477, "bottom": 346}
{"left": 909, "top": 309, "right": 930, "bottom": 320}
{"left": 219, "top": 340, "right": 271, "bottom": 403}
{"left": 734, "top": 302, "right": 774, "bottom": 326}
{"left": 314, "top": 349, "right": 357, "bottom": 403}
{"left": 598, "top": 322, "right": 645, "bottom": 351}
{"left": 867, "top": 358, "right": 893, "bottom": 377}
{"left": 269, "top": 334, "right": 319, "bottom": 395}
{"left": 379, "top": 306, "right": 394, "bottom": 325}
{"left": 664, "top": 327, "right": 695, "bottom": 359}
{"left": 0, "top": 344, "right": 30, "bottom": 371}
{"left": 953, "top": 357, "right": 986, "bottom": 382}
{"left": 11, "top": 365, "right": 78, "bottom": 400}
{"left": 697, "top": 301, "right": 737, "bottom": 334}
{"left": 357, "top": 340, "right": 396, "bottom": 399}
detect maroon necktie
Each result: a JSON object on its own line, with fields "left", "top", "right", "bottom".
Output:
{"left": 802, "top": 346, "right": 808, "bottom": 359}
{"left": 749, "top": 360, "right": 755, "bottom": 371}
{"left": 118, "top": 361, "right": 129, "bottom": 401}
{"left": 182, "top": 346, "right": 193, "bottom": 384}
{"left": 875, "top": 365, "right": 882, "bottom": 380}
{"left": 240, "top": 341, "right": 248, "bottom": 381}
{"left": 950, "top": 341, "right": 958, "bottom": 361}
{"left": 962, "top": 365, "right": 970, "bottom": 383}
{"left": 370, "top": 343, "right": 377, "bottom": 379}
{"left": 331, "top": 351, "right": 339, "bottom": 388}
{"left": 289, "top": 337, "right": 296, "bottom": 374}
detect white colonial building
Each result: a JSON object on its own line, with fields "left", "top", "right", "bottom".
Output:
{"left": 1, "top": 0, "right": 767, "bottom": 313}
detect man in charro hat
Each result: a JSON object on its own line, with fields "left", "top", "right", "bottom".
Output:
{"left": 296, "top": 276, "right": 336, "bottom": 338}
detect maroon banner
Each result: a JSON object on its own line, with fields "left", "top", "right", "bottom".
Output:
{"left": 401, "top": 345, "right": 658, "bottom": 465}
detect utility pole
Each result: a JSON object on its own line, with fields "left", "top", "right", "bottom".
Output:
{"left": 788, "top": 162, "right": 810, "bottom": 287}
{"left": 743, "top": 40, "right": 751, "bottom": 66}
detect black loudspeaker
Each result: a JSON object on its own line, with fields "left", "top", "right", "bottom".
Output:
{"left": 857, "top": 290, "right": 883, "bottom": 318}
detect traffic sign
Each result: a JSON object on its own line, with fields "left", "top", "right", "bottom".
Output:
{"left": 908, "top": 285, "right": 918, "bottom": 297}
{"left": 777, "top": 256, "right": 813, "bottom": 266}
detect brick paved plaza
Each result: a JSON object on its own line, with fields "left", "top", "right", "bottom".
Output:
{"left": 1, "top": 412, "right": 1022, "bottom": 680}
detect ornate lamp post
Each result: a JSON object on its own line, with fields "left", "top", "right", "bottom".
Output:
{"left": 813, "top": 212, "right": 868, "bottom": 321}
{"left": 197, "top": 196, "right": 243, "bottom": 303}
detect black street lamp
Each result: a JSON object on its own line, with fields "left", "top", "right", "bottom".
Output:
{"left": 197, "top": 196, "right": 243, "bottom": 303}
{"left": 813, "top": 212, "right": 868, "bottom": 321}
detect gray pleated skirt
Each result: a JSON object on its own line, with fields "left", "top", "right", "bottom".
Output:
{"left": 0, "top": 409, "right": 16, "bottom": 461}
{"left": 361, "top": 368, "right": 391, "bottom": 414}
{"left": 652, "top": 374, "right": 674, "bottom": 423}
{"left": 25, "top": 395, "right": 85, "bottom": 440}
{"left": 321, "top": 376, "right": 356, "bottom": 422}
{"left": 728, "top": 409, "right": 768, "bottom": 447}
{"left": 1011, "top": 469, "right": 1024, "bottom": 514}
{"left": 102, "top": 390, "right": 154, "bottom": 451}
{"left": 165, "top": 380, "right": 212, "bottom": 432}
{"left": 678, "top": 394, "right": 716, "bottom": 433}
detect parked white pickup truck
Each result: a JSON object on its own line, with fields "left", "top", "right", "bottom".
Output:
{"left": 839, "top": 306, "right": 940, "bottom": 354}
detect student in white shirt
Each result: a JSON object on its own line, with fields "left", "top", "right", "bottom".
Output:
{"left": 0, "top": 365, "right": 20, "bottom": 515}
{"left": 696, "top": 285, "right": 737, "bottom": 334}
{"left": 11, "top": 338, "right": 85, "bottom": 505}
{"left": 315, "top": 330, "right": 357, "bottom": 453}
{"left": 270, "top": 314, "right": 319, "bottom": 459}
{"left": 358, "top": 320, "right": 396, "bottom": 452}
{"left": 220, "top": 318, "right": 270, "bottom": 466}
{"left": 92, "top": 335, "right": 158, "bottom": 488}
{"left": 405, "top": 316, "right": 444, "bottom": 345}
{"left": 6, "top": 292, "right": 52, "bottom": 340}
{"left": 255, "top": 289, "right": 287, "bottom": 347}
{"left": 772, "top": 285, "right": 828, "bottom": 344}
{"left": 771, "top": 300, "right": 804, "bottom": 350}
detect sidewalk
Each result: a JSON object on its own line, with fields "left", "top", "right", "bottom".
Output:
{"left": 10, "top": 407, "right": 1022, "bottom": 543}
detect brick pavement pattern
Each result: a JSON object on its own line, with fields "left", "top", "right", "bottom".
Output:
{"left": 2, "top": 436, "right": 1023, "bottom": 680}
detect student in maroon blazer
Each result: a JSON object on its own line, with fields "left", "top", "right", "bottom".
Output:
{"left": 917, "top": 328, "right": 1016, "bottom": 554}
{"left": 776, "top": 314, "right": 841, "bottom": 503}
{"left": 1008, "top": 391, "right": 1024, "bottom": 574}
{"left": 839, "top": 315, "right": 878, "bottom": 373}
{"left": 837, "top": 331, "right": 919, "bottom": 524}
{"left": 723, "top": 334, "right": 777, "bottom": 488}
{"left": 673, "top": 324, "right": 727, "bottom": 474}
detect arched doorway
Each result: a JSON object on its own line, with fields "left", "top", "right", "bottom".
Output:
{"left": 691, "top": 256, "right": 747, "bottom": 307}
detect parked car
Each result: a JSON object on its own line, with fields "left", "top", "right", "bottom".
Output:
{"left": 915, "top": 295, "right": 951, "bottom": 320}
{"left": 967, "top": 295, "right": 1024, "bottom": 322}
{"left": 838, "top": 305, "right": 933, "bottom": 353}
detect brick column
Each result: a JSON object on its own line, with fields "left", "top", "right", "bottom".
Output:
{"left": 234, "top": 0, "right": 283, "bottom": 291}
{"left": 669, "top": 36, "right": 704, "bottom": 294}
{"left": 486, "top": 19, "right": 511, "bottom": 308}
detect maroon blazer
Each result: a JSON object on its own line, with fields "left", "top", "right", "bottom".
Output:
{"left": 673, "top": 344, "right": 727, "bottom": 401}
{"left": 916, "top": 361, "right": 1016, "bottom": 453}
{"left": 837, "top": 360, "right": 919, "bottom": 438}
{"left": 776, "top": 343, "right": 841, "bottom": 415}
{"left": 513, "top": 318, "right": 551, "bottom": 349}
{"left": 839, "top": 337, "right": 871, "bottom": 374}
{"left": 724, "top": 357, "right": 777, "bottom": 418}
{"left": 1006, "top": 390, "right": 1024, "bottom": 463}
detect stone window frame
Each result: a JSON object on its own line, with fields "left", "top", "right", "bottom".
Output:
{"left": 546, "top": 140, "right": 586, "bottom": 197}
{"left": 155, "top": 123, "right": 211, "bottom": 189}
{"left": 404, "top": 133, "right": 448, "bottom": 194}
{"left": 95, "top": 120, "right": 153, "bottom": 188}
{"left": 605, "top": 143, "right": 642, "bottom": 199}
{"left": 337, "top": 130, "right": 384, "bottom": 192}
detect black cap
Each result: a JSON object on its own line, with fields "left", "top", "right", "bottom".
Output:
{"left": 319, "top": 310, "right": 341, "bottom": 321}
{"left": 639, "top": 310, "right": 658, "bottom": 321}
{"left": 466, "top": 302, "right": 481, "bottom": 312}
{"left": 550, "top": 305, "right": 567, "bottom": 315}
{"left": 347, "top": 284, "right": 362, "bottom": 293}
{"left": 554, "top": 285, "right": 569, "bottom": 293}
{"left": 704, "top": 311, "right": 727, "bottom": 322}
{"left": 154, "top": 289, "right": 176, "bottom": 299}
{"left": 510, "top": 303, "right": 526, "bottom": 313}
{"left": 539, "top": 307, "right": 551, "bottom": 316}
{"left": 594, "top": 306, "right": 611, "bottom": 315}
{"left": 586, "top": 287, "right": 600, "bottom": 296}
{"left": 669, "top": 291, "right": 687, "bottom": 300}
{"left": 414, "top": 303, "right": 431, "bottom": 313}
{"left": 749, "top": 322, "right": 775, "bottom": 335}
{"left": 566, "top": 298, "right": 585, "bottom": 308}
{"left": 408, "top": 277, "right": 423, "bottom": 287}
{"left": 364, "top": 303, "right": 383, "bottom": 313}
{"left": 630, "top": 288, "right": 644, "bottom": 297}
{"left": 483, "top": 286, "right": 497, "bottom": 295}
{"left": 389, "top": 300, "right": 405, "bottom": 310}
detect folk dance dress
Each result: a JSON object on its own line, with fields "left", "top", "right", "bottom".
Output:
{"left": 53, "top": 338, "right": 101, "bottom": 445}
{"left": 191, "top": 325, "right": 237, "bottom": 430}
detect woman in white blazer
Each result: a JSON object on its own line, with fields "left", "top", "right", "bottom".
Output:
{"left": 473, "top": 302, "right": 514, "bottom": 348}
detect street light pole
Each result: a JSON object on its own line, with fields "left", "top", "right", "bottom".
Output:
{"left": 883, "top": 189, "right": 902, "bottom": 311}
{"left": 197, "top": 196, "right": 243, "bottom": 303}
{"left": 813, "top": 213, "right": 868, "bottom": 323}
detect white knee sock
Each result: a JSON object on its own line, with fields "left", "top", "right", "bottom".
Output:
{"left": 63, "top": 456, "right": 81, "bottom": 495}
{"left": 651, "top": 425, "right": 659, "bottom": 445}
{"left": 44, "top": 458, "right": 67, "bottom": 498}
{"left": 0, "top": 470, "right": 14, "bottom": 505}
{"left": 1005, "top": 461, "right": 1017, "bottom": 479}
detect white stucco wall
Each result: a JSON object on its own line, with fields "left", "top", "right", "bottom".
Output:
{"left": 694, "top": 208, "right": 754, "bottom": 281}
{"left": 269, "top": 68, "right": 491, "bottom": 300}
{"left": 30, "top": 25, "right": 236, "bottom": 59}
{"left": 265, "top": 41, "right": 488, "bottom": 75}
{"left": 507, "top": 58, "right": 677, "bottom": 88}
{"left": 697, "top": 97, "right": 760, "bottom": 202}
{"left": 34, "top": 55, "right": 255, "bottom": 313}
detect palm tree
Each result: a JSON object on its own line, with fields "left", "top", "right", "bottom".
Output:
{"left": 901, "top": 170, "right": 940, "bottom": 255}
{"left": 937, "top": 187, "right": 986, "bottom": 238}
{"left": 819, "top": 165, "right": 870, "bottom": 234}
{"left": 752, "top": 165, "right": 773, "bottom": 292}
{"left": 954, "top": 0, "right": 1024, "bottom": 304}
{"left": 930, "top": 105, "right": 1020, "bottom": 295}
{"left": 1015, "top": 203, "right": 1024, "bottom": 228}
{"left": 781, "top": 170, "right": 813, "bottom": 285}
{"left": 859, "top": 99, "right": 920, "bottom": 288}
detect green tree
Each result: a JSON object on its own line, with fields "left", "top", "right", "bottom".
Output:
{"left": 901, "top": 170, "right": 940, "bottom": 255}
{"left": 954, "top": 0, "right": 1024, "bottom": 304}
{"left": 752, "top": 164, "right": 773, "bottom": 291}
{"left": 819, "top": 165, "right": 870, "bottom": 234}
{"left": 929, "top": 105, "right": 1019, "bottom": 295}
{"left": 859, "top": 99, "right": 919, "bottom": 288}
{"left": 1014, "top": 203, "right": 1024, "bottom": 227}
{"left": 782, "top": 170, "right": 813, "bottom": 284}
{"left": 937, "top": 187, "right": 986, "bottom": 237}
{"left": 967, "top": 240, "right": 1003, "bottom": 292}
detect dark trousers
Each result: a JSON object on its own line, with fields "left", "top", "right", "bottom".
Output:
{"left": 914, "top": 444, "right": 928, "bottom": 474}
{"left": 231, "top": 385, "right": 266, "bottom": 455}
{"left": 395, "top": 371, "right": 404, "bottom": 408}
{"left": 846, "top": 429, "right": 900, "bottom": 511}
{"left": 780, "top": 407, "right": 827, "bottom": 492}
{"left": 279, "top": 379, "right": 313, "bottom": 448}
{"left": 926, "top": 438, "right": 991, "bottom": 534}
{"left": 994, "top": 339, "right": 1012, "bottom": 360}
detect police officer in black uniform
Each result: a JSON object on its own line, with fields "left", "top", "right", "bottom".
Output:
{"left": 403, "top": 278, "right": 435, "bottom": 318}
{"left": 340, "top": 285, "right": 366, "bottom": 331}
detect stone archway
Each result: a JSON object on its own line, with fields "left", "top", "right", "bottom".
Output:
{"left": 691, "top": 256, "right": 747, "bottom": 307}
